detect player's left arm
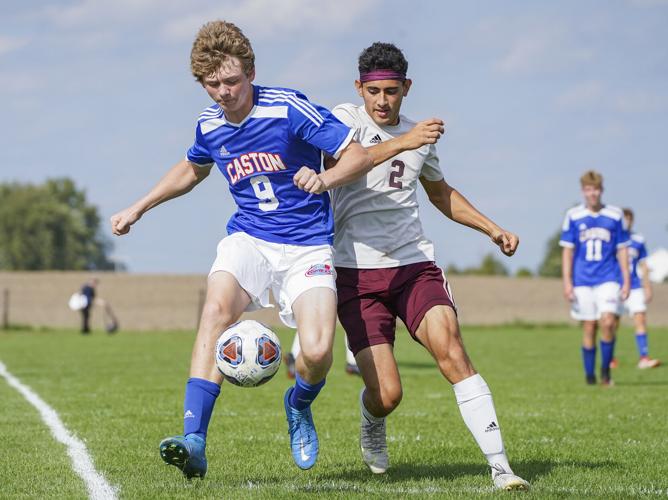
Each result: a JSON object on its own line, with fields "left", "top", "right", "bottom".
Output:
{"left": 420, "top": 177, "right": 518, "bottom": 256}
{"left": 295, "top": 141, "right": 373, "bottom": 193}
{"left": 617, "top": 246, "right": 631, "bottom": 301}
{"left": 639, "top": 260, "right": 653, "bottom": 303}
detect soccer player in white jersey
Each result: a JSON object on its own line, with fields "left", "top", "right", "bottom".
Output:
{"left": 327, "top": 42, "right": 529, "bottom": 491}
{"left": 110, "top": 21, "right": 373, "bottom": 478}
{"left": 560, "top": 171, "right": 630, "bottom": 386}
{"left": 617, "top": 208, "right": 660, "bottom": 369}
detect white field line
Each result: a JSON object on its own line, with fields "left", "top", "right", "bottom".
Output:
{"left": 0, "top": 360, "right": 118, "bottom": 500}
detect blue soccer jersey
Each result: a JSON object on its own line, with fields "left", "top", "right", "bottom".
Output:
{"left": 626, "top": 233, "right": 648, "bottom": 289}
{"left": 186, "top": 85, "right": 354, "bottom": 246}
{"left": 559, "top": 204, "right": 630, "bottom": 286}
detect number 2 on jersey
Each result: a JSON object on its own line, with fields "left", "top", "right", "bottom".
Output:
{"left": 250, "top": 175, "right": 279, "bottom": 211}
{"left": 389, "top": 160, "right": 405, "bottom": 188}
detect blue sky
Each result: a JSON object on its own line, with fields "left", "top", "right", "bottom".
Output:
{"left": 1, "top": 0, "right": 667, "bottom": 273}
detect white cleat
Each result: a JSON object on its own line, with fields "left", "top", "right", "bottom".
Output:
{"left": 637, "top": 357, "right": 660, "bottom": 369}
{"left": 359, "top": 391, "right": 389, "bottom": 474}
{"left": 491, "top": 464, "right": 530, "bottom": 491}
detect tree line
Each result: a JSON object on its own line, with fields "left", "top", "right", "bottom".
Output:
{"left": 0, "top": 178, "right": 565, "bottom": 274}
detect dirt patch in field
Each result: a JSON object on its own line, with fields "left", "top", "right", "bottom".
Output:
{"left": 1, "top": 272, "right": 666, "bottom": 331}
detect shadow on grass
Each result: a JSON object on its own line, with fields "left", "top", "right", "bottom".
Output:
{"left": 615, "top": 380, "right": 668, "bottom": 386}
{"left": 317, "top": 458, "right": 617, "bottom": 484}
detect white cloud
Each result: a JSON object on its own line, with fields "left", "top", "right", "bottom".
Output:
{"left": 0, "top": 35, "right": 29, "bottom": 55}
{"left": 161, "top": 0, "right": 381, "bottom": 41}
{"left": 555, "top": 81, "right": 604, "bottom": 109}
{"left": 556, "top": 82, "right": 668, "bottom": 113}
{"left": 494, "top": 25, "right": 594, "bottom": 74}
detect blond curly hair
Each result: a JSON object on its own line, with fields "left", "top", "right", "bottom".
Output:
{"left": 190, "top": 21, "right": 255, "bottom": 82}
{"left": 580, "top": 170, "right": 603, "bottom": 188}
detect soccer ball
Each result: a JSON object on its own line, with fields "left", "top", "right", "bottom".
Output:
{"left": 214, "top": 320, "right": 282, "bottom": 387}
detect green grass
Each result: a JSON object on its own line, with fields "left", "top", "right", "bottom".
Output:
{"left": 1, "top": 324, "right": 666, "bottom": 499}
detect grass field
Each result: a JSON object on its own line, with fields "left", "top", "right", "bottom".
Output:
{"left": 1, "top": 324, "right": 667, "bottom": 499}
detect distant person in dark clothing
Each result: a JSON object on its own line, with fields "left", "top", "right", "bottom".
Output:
{"left": 80, "top": 277, "right": 98, "bottom": 334}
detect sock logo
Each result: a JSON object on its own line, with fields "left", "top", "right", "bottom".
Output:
{"left": 184, "top": 410, "right": 195, "bottom": 419}
{"left": 485, "top": 421, "right": 499, "bottom": 433}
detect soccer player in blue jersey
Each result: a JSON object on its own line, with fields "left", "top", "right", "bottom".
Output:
{"left": 560, "top": 171, "right": 631, "bottom": 385}
{"left": 110, "top": 20, "right": 372, "bottom": 478}
{"left": 618, "top": 208, "right": 660, "bottom": 369}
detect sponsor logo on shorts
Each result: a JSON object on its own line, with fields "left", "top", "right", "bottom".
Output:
{"left": 305, "top": 263, "right": 333, "bottom": 277}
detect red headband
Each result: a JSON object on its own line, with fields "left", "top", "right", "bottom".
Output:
{"left": 359, "top": 69, "right": 406, "bottom": 83}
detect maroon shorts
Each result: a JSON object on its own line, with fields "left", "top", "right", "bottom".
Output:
{"left": 336, "top": 261, "right": 456, "bottom": 355}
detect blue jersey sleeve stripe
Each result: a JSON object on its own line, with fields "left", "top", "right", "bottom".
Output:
{"left": 559, "top": 240, "right": 575, "bottom": 248}
{"left": 258, "top": 94, "right": 324, "bottom": 126}
{"left": 259, "top": 90, "right": 324, "bottom": 126}
{"left": 259, "top": 89, "right": 324, "bottom": 120}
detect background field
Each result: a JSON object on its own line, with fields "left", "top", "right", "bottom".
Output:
{"left": 1, "top": 324, "right": 667, "bottom": 499}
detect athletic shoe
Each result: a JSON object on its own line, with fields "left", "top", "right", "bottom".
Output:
{"left": 586, "top": 375, "right": 597, "bottom": 385}
{"left": 159, "top": 434, "right": 207, "bottom": 479}
{"left": 359, "top": 391, "right": 388, "bottom": 474}
{"left": 491, "top": 464, "right": 530, "bottom": 491}
{"left": 284, "top": 353, "right": 296, "bottom": 379}
{"left": 609, "top": 358, "right": 618, "bottom": 369}
{"left": 637, "top": 357, "right": 661, "bottom": 369}
{"left": 345, "top": 362, "right": 361, "bottom": 376}
{"left": 284, "top": 388, "right": 318, "bottom": 470}
{"left": 600, "top": 369, "right": 614, "bottom": 387}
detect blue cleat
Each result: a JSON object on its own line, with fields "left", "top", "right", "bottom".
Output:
{"left": 284, "top": 387, "right": 319, "bottom": 470}
{"left": 159, "top": 434, "right": 207, "bottom": 479}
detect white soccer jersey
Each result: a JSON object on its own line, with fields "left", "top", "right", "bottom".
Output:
{"left": 330, "top": 103, "right": 444, "bottom": 269}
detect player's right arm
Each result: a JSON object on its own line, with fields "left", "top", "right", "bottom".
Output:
{"left": 365, "top": 119, "right": 444, "bottom": 166}
{"left": 558, "top": 211, "right": 576, "bottom": 301}
{"left": 110, "top": 159, "right": 211, "bottom": 236}
{"left": 561, "top": 247, "right": 575, "bottom": 301}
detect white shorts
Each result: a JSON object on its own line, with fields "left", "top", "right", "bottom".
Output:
{"left": 619, "top": 288, "right": 647, "bottom": 316}
{"left": 571, "top": 281, "right": 621, "bottom": 321}
{"left": 209, "top": 232, "right": 336, "bottom": 327}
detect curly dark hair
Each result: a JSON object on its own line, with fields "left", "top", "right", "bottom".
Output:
{"left": 358, "top": 42, "right": 408, "bottom": 75}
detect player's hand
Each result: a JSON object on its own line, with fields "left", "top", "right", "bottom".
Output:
{"left": 293, "top": 166, "right": 327, "bottom": 194}
{"left": 563, "top": 283, "right": 575, "bottom": 302}
{"left": 491, "top": 229, "right": 519, "bottom": 257}
{"left": 110, "top": 207, "right": 141, "bottom": 236}
{"left": 400, "top": 118, "right": 445, "bottom": 150}
{"left": 620, "top": 282, "right": 630, "bottom": 301}
{"left": 644, "top": 286, "right": 653, "bottom": 304}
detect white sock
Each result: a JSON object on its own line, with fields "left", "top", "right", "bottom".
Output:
{"left": 452, "top": 374, "right": 512, "bottom": 473}
{"left": 360, "top": 389, "right": 385, "bottom": 422}
{"left": 345, "top": 337, "right": 357, "bottom": 365}
{"left": 291, "top": 332, "right": 301, "bottom": 358}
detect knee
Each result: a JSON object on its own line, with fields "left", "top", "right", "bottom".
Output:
{"left": 600, "top": 315, "right": 616, "bottom": 331}
{"left": 367, "top": 383, "right": 403, "bottom": 416}
{"left": 200, "top": 300, "right": 237, "bottom": 331}
{"left": 300, "top": 344, "right": 333, "bottom": 371}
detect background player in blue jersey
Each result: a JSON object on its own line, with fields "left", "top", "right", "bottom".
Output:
{"left": 110, "top": 20, "right": 372, "bottom": 478}
{"left": 560, "top": 170, "right": 630, "bottom": 385}
{"left": 617, "top": 208, "right": 660, "bottom": 369}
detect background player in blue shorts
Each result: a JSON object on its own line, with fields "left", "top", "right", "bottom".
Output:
{"left": 616, "top": 208, "right": 660, "bottom": 369}
{"left": 110, "top": 20, "right": 372, "bottom": 478}
{"left": 560, "top": 171, "right": 630, "bottom": 385}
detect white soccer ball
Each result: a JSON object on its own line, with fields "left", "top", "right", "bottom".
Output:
{"left": 214, "top": 320, "right": 282, "bottom": 387}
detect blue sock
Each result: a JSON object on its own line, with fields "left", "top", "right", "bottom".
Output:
{"left": 582, "top": 346, "right": 596, "bottom": 378}
{"left": 635, "top": 333, "right": 649, "bottom": 358}
{"left": 600, "top": 340, "right": 615, "bottom": 371}
{"left": 183, "top": 377, "right": 221, "bottom": 440}
{"left": 289, "top": 374, "right": 325, "bottom": 411}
